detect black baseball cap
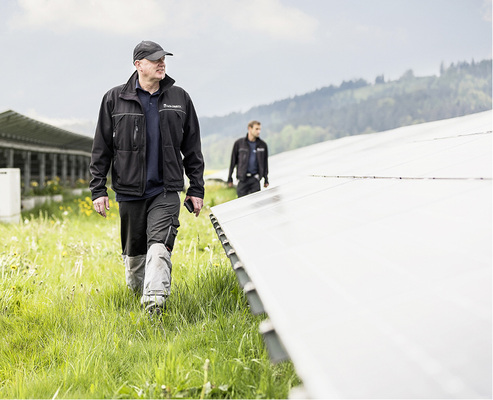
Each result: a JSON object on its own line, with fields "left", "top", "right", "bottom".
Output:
{"left": 133, "top": 40, "right": 173, "bottom": 62}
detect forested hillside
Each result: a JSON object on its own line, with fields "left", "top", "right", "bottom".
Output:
{"left": 201, "top": 59, "right": 492, "bottom": 169}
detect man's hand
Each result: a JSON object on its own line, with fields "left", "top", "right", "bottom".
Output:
{"left": 185, "top": 195, "right": 203, "bottom": 217}
{"left": 93, "top": 196, "right": 110, "bottom": 218}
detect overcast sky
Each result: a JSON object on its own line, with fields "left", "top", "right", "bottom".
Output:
{"left": 0, "top": 0, "right": 491, "bottom": 134}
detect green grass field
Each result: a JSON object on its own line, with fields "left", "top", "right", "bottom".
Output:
{"left": 0, "top": 183, "right": 299, "bottom": 399}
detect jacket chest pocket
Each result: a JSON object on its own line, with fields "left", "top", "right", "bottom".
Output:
{"left": 160, "top": 109, "right": 185, "bottom": 144}
{"left": 238, "top": 148, "right": 249, "bottom": 161}
{"left": 112, "top": 113, "right": 144, "bottom": 150}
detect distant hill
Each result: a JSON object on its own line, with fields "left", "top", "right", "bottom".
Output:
{"left": 200, "top": 59, "right": 492, "bottom": 169}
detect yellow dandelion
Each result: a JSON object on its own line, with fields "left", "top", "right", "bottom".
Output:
{"left": 10, "top": 265, "right": 17, "bottom": 270}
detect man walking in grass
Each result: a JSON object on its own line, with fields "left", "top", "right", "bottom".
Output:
{"left": 89, "top": 40, "right": 205, "bottom": 318}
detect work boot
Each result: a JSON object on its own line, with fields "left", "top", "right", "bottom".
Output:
{"left": 146, "top": 303, "right": 166, "bottom": 326}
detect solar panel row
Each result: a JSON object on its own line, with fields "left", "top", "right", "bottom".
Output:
{"left": 210, "top": 111, "right": 492, "bottom": 399}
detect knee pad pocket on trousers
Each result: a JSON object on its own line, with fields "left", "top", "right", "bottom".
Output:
{"left": 164, "top": 225, "right": 178, "bottom": 252}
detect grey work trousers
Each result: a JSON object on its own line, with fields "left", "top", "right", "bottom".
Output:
{"left": 119, "top": 191, "right": 180, "bottom": 310}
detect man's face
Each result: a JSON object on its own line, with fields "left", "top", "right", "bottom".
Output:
{"left": 248, "top": 124, "right": 261, "bottom": 139}
{"left": 135, "top": 56, "right": 166, "bottom": 81}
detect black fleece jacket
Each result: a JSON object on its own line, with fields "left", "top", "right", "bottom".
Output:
{"left": 89, "top": 72, "right": 205, "bottom": 201}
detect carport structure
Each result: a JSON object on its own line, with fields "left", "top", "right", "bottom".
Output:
{"left": 0, "top": 110, "right": 93, "bottom": 194}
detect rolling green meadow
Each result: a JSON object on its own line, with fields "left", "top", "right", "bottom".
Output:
{"left": 0, "top": 182, "right": 299, "bottom": 399}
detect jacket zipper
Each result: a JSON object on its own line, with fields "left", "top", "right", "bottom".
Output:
{"left": 133, "top": 119, "right": 139, "bottom": 146}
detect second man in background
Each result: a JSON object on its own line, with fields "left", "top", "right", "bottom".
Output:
{"left": 227, "top": 120, "right": 269, "bottom": 197}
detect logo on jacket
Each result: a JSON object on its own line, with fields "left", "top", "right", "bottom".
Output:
{"left": 163, "top": 104, "right": 182, "bottom": 109}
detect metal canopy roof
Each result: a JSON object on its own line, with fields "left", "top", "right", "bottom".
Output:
{"left": 210, "top": 111, "right": 492, "bottom": 399}
{"left": 0, "top": 110, "right": 93, "bottom": 155}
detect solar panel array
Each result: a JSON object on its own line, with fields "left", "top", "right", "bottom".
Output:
{"left": 210, "top": 111, "right": 492, "bottom": 399}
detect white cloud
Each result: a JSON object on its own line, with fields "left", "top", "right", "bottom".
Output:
{"left": 214, "top": 0, "right": 319, "bottom": 42}
{"left": 12, "top": 0, "right": 318, "bottom": 42}
{"left": 13, "top": 0, "right": 168, "bottom": 34}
